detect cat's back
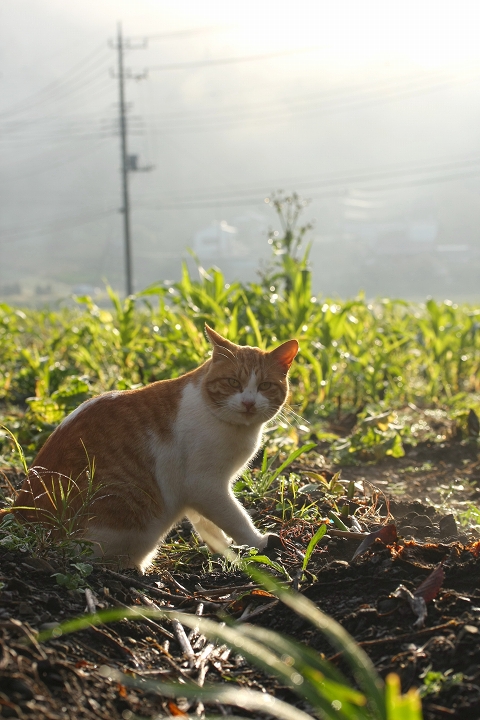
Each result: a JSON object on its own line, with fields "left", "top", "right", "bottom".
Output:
{"left": 17, "top": 367, "right": 208, "bottom": 523}
{"left": 30, "top": 367, "right": 208, "bottom": 480}
{"left": 54, "top": 369, "right": 200, "bottom": 443}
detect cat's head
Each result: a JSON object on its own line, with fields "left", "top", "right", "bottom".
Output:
{"left": 202, "top": 324, "right": 298, "bottom": 426}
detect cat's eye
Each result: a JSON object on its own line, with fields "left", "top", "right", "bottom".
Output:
{"left": 228, "top": 378, "right": 241, "bottom": 388}
{"left": 258, "top": 381, "right": 272, "bottom": 391}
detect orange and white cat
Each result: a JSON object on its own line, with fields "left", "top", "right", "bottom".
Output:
{"left": 11, "top": 325, "right": 298, "bottom": 571}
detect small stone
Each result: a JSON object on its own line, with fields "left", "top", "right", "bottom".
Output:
{"left": 377, "top": 598, "right": 398, "bottom": 613}
{"left": 18, "top": 601, "right": 33, "bottom": 615}
{"left": 326, "top": 560, "right": 349, "bottom": 570}
{"left": 410, "top": 514, "right": 433, "bottom": 529}
{"left": 439, "top": 514, "right": 458, "bottom": 538}
{"left": 7, "top": 577, "right": 29, "bottom": 593}
{"left": 21, "top": 557, "right": 56, "bottom": 573}
{"left": 400, "top": 525, "right": 417, "bottom": 537}
{"left": 46, "top": 596, "right": 62, "bottom": 613}
{"left": 39, "top": 621, "right": 61, "bottom": 632}
{"left": 7, "top": 678, "right": 34, "bottom": 700}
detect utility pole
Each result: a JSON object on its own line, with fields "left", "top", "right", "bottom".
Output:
{"left": 110, "top": 24, "right": 151, "bottom": 296}
{"left": 117, "top": 23, "right": 133, "bottom": 296}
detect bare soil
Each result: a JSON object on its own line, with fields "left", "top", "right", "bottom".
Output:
{"left": 1, "top": 438, "right": 480, "bottom": 720}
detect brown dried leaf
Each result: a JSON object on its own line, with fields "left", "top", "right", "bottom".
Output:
{"left": 168, "top": 700, "right": 188, "bottom": 716}
{"left": 352, "top": 524, "right": 398, "bottom": 560}
{"left": 414, "top": 563, "right": 445, "bottom": 603}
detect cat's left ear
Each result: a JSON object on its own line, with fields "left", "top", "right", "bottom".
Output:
{"left": 268, "top": 339, "right": 299, "bottom": 373}
{"left": 205, "top": 324, "right": 238, "bottom": 358}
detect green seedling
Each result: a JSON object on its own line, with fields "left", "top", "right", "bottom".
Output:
{"left": 328, "top": 510, "right": 349, "bottom": 531}
{"left": 301, "top": 523, "right": 327, "bottom": 579}
{"left": 53, "top": 562, "right": 93, "bottom": 591}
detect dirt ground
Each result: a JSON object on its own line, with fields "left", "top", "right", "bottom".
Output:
{"left": 1, "top": 438, "right": 480, "bottom": 720}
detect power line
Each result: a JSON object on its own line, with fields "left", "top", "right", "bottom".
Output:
{"left": 136, "top": 155, "right": 480, "bottom": 210}
{"left": 137, "top": 166, "right": 480, "bottom": 210}
{"left": 0, "top": 138, "right": 111, "bottom": 183}
{"left": 0, "top": 44, "right": 110, "bottom": 120}
{"left": 143, "top": 74, "right": 477, "bottom": 134}
{"left": 140, "top": 154, "right": 480, "bottom": 203}
{"left": 5, "top": 67, "right": 113, "bottom": 120}
{"left": 148, "top": 46, "right": 319, "bottom": 72}
{"left": 0, "top": 79, "right": 114, "bottom": 146}
{"left": 0, "top": 209, "right": 117, "bottom": 243}
{"left": 2, "top": 57, "right": 458, "bottom": 133}
{"left": 2, "top": 62, "right": 468, "bottom": 149}
{"left": 147, "top": 65, "right": 460, "bottom": 119}
{"left": 144, "top": 26, "right": 226, "bottom": 40}
{"left": 327, "top": 168, "right": 480, "bottom": 196}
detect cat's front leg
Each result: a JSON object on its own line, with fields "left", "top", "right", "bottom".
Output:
{"left": 189, "top": 491, "right": 279, "bottom": 552}
{"left": 187, "top": 512, "right": 230, "bottom": 553}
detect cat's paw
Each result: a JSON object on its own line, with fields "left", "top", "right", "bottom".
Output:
{"left": 258, "top": 533, "right": 283, "bottom": 558}
{"left": 264, "top": 533, "right": 283, "bottom": 550}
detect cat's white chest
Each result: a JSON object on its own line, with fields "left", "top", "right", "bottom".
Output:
{"left": 149, "top": 381, "right": 262, "bottom": 499}
{"left": 176, "top": 382, "right": 261, "bottom": 467}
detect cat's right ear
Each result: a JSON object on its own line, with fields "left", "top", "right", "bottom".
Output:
{"left": 268, "top": 339, "right": 299, "bottom": 373}
{"left": 205, "top": 324, "right": 237, "bottom": 359}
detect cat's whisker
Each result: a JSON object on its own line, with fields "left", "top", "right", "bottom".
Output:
{"left": 280, "top": 405, "right": 310, "bottom": 428}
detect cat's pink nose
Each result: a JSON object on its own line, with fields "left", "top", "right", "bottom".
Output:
{"left": 242, "top": 400, "right": 256, "bottom": 411}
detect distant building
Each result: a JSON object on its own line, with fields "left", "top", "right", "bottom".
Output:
{"left": 343, "top": 218, "right": 439, "bottom": 255}
{"left": 191, "top": 218, "right": 261, "bottom": 281}
{"left": 192, "top": 220, "right": 252, "bottom": 262}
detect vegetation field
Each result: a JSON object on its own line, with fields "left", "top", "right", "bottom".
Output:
{"left": 1, "top": 195, "right": 480, "bottom": 720}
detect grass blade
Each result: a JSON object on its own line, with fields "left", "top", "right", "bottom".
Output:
{"left": 269, "top": 442, "right": 316, "bottom": 485}
{"left": 243, "top": 565, "right": 386, "bottom": 720}
{"left": 302, "top": 523, "right": 327, "bottom": 573}
{"left": 99, "top": 667, "right": 317, "bottom": 720}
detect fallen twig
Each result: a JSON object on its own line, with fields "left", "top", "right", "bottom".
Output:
{"left": 188, "top": 602, "right": 206, "bottom": 652}
{"left": 237, "top": 599, "right": 279, "bottom": 622}
{"left": 88, "top": 625, "right": 140, "bottom": 667}
{"left": 107, "top": 594, "right": 173, "bottom": 641}
{"left": 194, "top": 642, "right": 216, "bottom": 669}
{"left": 328, "top": 620, "right": 461, "bottom": 662}
{"left": 84, "top": 588, "right": 97, "bottom": 615}
{"left": 144, "top": 638, "right": 196, "bottom": 680}
{"left": 102, "top": 567, "right": 189, "bottom": 603}
{"left": 10, "top": 618, "right": 48, "bottom": 660}
{"left": 194, "top": 583, "right": 258, "bottom": 597}
{"left": 171, "top": 617, "right": 195, "bottom": 666}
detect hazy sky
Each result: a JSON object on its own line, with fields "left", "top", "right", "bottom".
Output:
{"left": 2, "top": 0, "right": 480, "bottom": 298}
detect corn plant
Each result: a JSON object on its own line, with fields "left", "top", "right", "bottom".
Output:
{"left": 1, "top": 191, "right": 480, "bottom": 459}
